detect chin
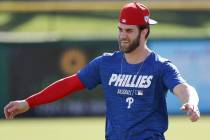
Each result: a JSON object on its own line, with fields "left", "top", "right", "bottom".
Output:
{"left": 119, "top": 48, "right": 129, "bottom": 53}
{"left": 120, "top": 44, "right": 129, "bottom": 49}
{"left": 119, "top": 46, "right": 127, "bottom": 52}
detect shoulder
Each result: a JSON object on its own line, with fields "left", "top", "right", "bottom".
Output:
{"left": 89, "top": 51, "right": 121, "bottom": 66}
{"left": 100, "top": 51, "right": 122, "bottom": 62}
{"left": 151, "top": 51, "right": 178, "bottom": 71}
{"left": 152, "top": 51, "right": 170, "bottom": 64}
{"left": 102, "top": 51, "right": 121, "bottom": 57}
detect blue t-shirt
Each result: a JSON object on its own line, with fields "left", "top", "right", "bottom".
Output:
{"left": 77, "top": 51, "right": 185, "bottom": 140}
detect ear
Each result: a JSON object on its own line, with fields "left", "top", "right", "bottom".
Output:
{"left": 142, "top": 28, "right": 148, "bottom": 35}
{"left": 140, "top": 28, "right": 148, "bottom": 39}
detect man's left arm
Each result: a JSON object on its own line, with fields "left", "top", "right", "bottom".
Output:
{"left": 173, "top": 83, "right": 200, "bottom": 122}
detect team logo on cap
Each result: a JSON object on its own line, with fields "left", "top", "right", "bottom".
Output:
{"left": 144, "top": 16, "right": 149, "bottom": 23}
{"left": 122, "top": 19, "right": 126, "bottom": 23}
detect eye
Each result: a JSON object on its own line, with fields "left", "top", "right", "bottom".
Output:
{"left": 126, "top": 29, "right": 133, "bottom": 33}
{"left": 118, "top": 27, "right": 122, "bottom": 32}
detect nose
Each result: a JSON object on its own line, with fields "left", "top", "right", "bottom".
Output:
{"left": 119, "top": 31, "right": 127, "bottom": 40}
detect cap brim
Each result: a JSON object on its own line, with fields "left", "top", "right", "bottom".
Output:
{"left": 149, "top": 19, "right": 158, "bottom": 25}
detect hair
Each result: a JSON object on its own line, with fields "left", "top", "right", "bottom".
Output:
{"left": 138, "top": 25, "right": 150, "bottom": 39}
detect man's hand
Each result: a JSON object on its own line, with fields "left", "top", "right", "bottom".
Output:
{"left": 181, "top": 103, "right": 200, "bottom": 122}
{"left": 4, "top": 100, "right": 30, "bottom": 119}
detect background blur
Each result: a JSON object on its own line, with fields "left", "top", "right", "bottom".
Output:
{"left": 0, "top": 0, "right": 210, "bottom": 139}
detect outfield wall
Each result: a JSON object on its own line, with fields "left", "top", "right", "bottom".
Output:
{"left": 0, "top": 38, "right": 209, "bottom": 117}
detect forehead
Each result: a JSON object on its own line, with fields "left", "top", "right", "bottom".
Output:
{"left": 118, "top": 23, "right": 138, "bottom": 30}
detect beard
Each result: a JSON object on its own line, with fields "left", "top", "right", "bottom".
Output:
{"left": 118, "top": 33, "right": 140, "bottom": 53}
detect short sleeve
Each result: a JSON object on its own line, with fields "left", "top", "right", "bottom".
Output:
{"left": 77, "top": 56, "right": 102, "bottom": 89}
{"left": 162, "top": 61, "right": 186, "bottom": 92}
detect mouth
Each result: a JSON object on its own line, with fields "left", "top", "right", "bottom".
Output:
{"left": 120, "top": 40, "right": 129, "bottom": 44}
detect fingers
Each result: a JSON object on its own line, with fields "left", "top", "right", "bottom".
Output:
{"left": 181, "top": 103, "right": 191, "bottom": 111}
{"left": 4, "top": 102, "right": 18, "bottom": 120}
{"left": 4, "top": 100, "right": 30, "bottom": 120}
{"left": 190, "top": 111, "right": 200, "bottom": 122}
{"left": 4, "top": 102, "right": 13, "bottom": 119}
{"left": 7, "top": 112, "right": 14, "bottom": 120}
{"left": 8, "top": 105, "right": 18, "bottom": 113}
{"left": 181, "top": 103, "right": 200, "bottom": 122}
{"left": 186, "top": 108, "right": 193, "bottom": 116}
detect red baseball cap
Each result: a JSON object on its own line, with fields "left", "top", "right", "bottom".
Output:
{"left": 119, "top": 2, "right": 157, "bottom": 26}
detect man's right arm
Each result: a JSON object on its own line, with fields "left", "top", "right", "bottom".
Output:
{"left": 4, "top": 74, "right": 85, "bottom": 119}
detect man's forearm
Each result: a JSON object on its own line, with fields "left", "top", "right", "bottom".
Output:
{"left": 186, "top": 85, "right": 199, "bottom": 105}
{"left": 26, "top": 74, "right": 85, "bottom": 108}
{"left": 173, "top": 83, "right": 199, "bottom": 105}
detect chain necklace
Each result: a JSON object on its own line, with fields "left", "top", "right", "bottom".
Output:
{"left": 120, "top": 53, "right": 149, "bottom": 75}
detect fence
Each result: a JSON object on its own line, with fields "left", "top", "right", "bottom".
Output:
{"left": 0, "top": 38, "right": 209, "bottom": 117}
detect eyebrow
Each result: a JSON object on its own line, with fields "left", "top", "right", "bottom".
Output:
{"left": 118, "top": 26, "right": 134, "bottom": 32}
{"left": 118, "top": 26, "right": 122, "bottom": 30}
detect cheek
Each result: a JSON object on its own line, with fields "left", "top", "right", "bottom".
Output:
{"left": 118, "top": 32, "right": 126, "bottom": 39}
{"left": 118, "top": 33, "right": 121, "bottom": 39}
{"left": 127, "top": 34, "right": 137, "bottom": 42}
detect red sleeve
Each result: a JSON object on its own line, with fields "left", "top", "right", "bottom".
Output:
{"left": 26, "top": 74, "right": 85, "bottom": 108}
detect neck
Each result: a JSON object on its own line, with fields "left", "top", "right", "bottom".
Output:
{"left": 124, "top": 44, "right": 151, "bottom": 64}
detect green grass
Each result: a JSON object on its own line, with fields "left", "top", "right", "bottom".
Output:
{"left": 0, "top": 116, "right": 209, "bottom": 140}
{"left": 166, "top": 116, "right": 210, "bottom": 140}
{"left": 0, "top": 13, "right": 11, "bottom": 26}
{"left": 13, "top": 15, "right": 118, "bottom": 39}
{"left": 0, "top": 117, "right": 105, "bottom": 140}
{"left": 14, "top": 15, "right": 210, "bottom": 39}
{"left": 0, "top": 13, "right": 210, "bottom": 39}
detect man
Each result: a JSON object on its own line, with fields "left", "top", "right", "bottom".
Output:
{"left": 4, "top": 2, "right": 200, "bottom": 140}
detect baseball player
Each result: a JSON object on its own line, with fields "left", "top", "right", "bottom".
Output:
{"left": 4, "top": 2, "right": 200, "bottom": 140}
